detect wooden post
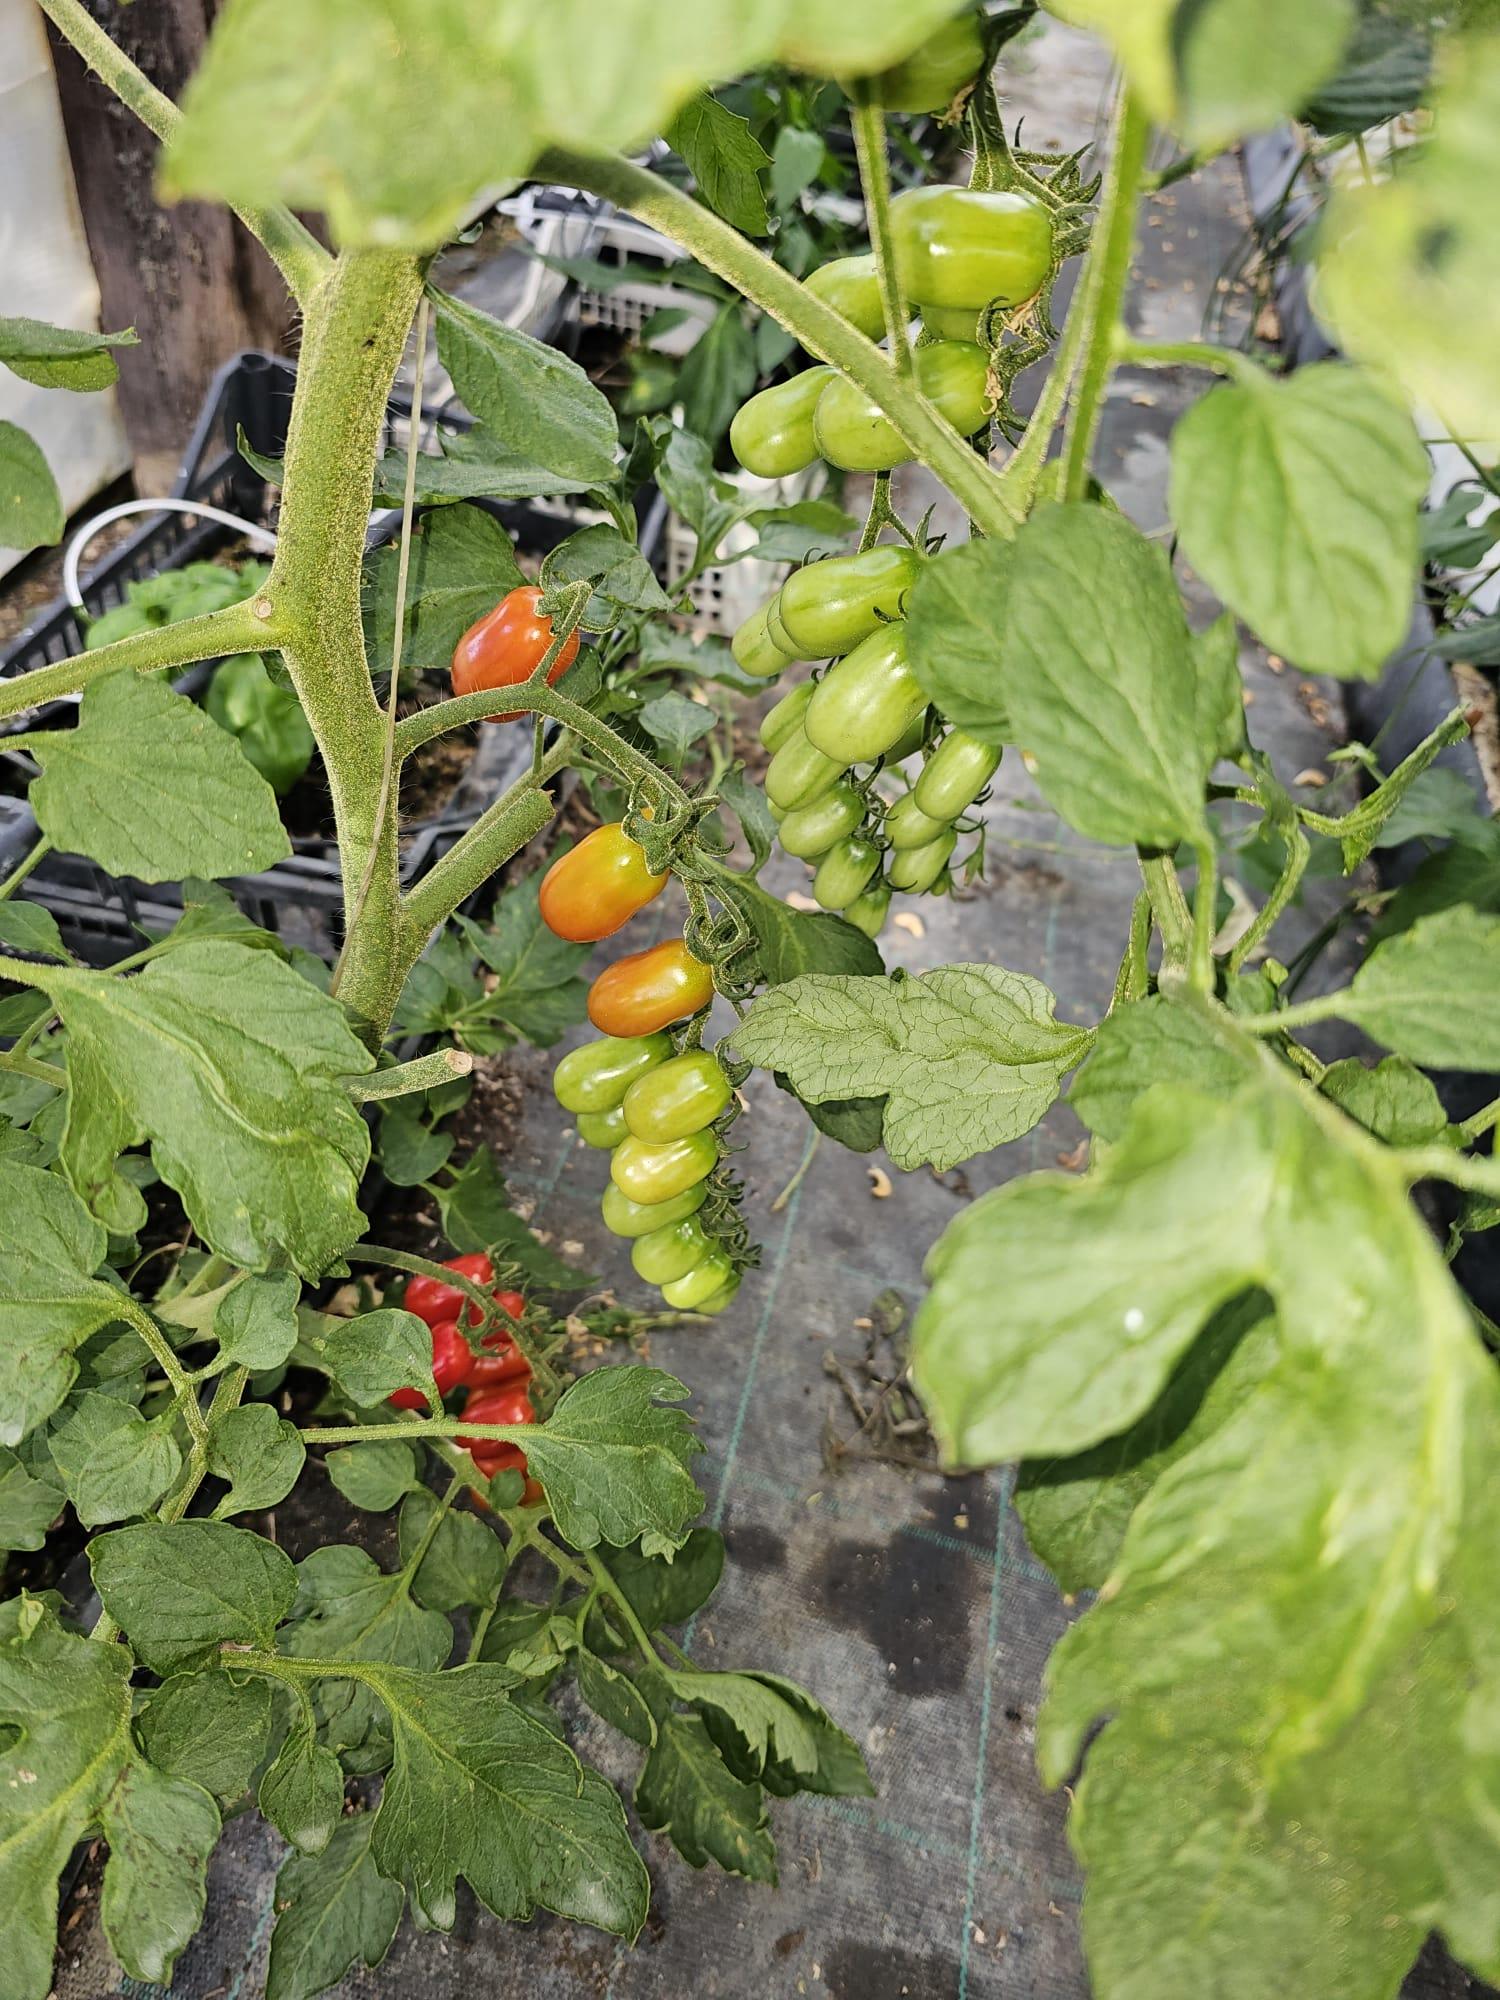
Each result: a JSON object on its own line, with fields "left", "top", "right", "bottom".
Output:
{"left": 42, "top": 0, "right": 296, "bottom": 490}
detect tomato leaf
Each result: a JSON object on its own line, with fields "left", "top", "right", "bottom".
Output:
{"left": 0, "top": 1162, "right": 121, "bottom": 1446}
{"left": 1300, "top": 8, "right": 1431, "bottom": 132}
{"left": 215, "top": 1270, "right": 302, "bottom": 1370}
{"left": 0, "top": 901, "right": 69, "bottom": 963}
{"left": 48, "top": 1391, "right": 183, "bottom": 1526}
{"left": 40, "top": 943, "right": 371, "bottom": 1277}
{"left": 547, "top": 521, "right": 673, "bottom": 616}
{"left": 521, "top": 1365, "right": 703, "bottom": 1556}
{"left": 28, "top": 668, "right": 292, "bottom": 881}
{"left": 265, "top": 1814, "right": 404, "bottom": 2000}
{"left": 0, "top": 420, "right": 62, "bottom": 551}
{"left": 98, "top": 1758, "right": 222, "bottom": 1986}
{"left": 638, "top": 690, "right": 716, "bottom": 768}
{"left": 432, "top": 290, "right": 620, "bottom": 487}
{"left": 0, "top": 314, "right": 138, "bottom": 391}
{"left": 258, "top": 1713, "right": 345, "bottom": 1855}
{"left": 1317, "top": 1054, "right": 1449, "bottom": 1147}
{"left": 397, "top": 1487, "right": 506, "bottom": 1613}
{"left": 1325, "top": 907, "right": 1500, "bottom": 1068}
{"left": 431, "top": 1146, "right": 590, "bottom": 1287}
{"left": 733, "top": 964, "right": 1091, "bottom": 1172}
{"left": 90, "top": 1520, "right": 297, "bottom": 1675}
{"left": 136, "top": 1673, "right": 275, "bottom": 1808}
{"left": 1069, "top": 993, "right": 1248, "bottom": 1142}
{"left": 0, "top": 1443, "right": 64, "bottom": 1553}
{"left": 665, "top": 1667, "right": 872, "bottom": 1799}
{"left": 905, "top": 537, "right": 1015, "bottom": 745}
{"left": 325, "top": 1440, "right": 420, "bottom": 1513}
{"left": 665, "top": 94, "right": 770, "bottom": 236}
{"left": 576, "top": 1646, "right": 657, "bottom": 1746}
{"left": 721, "top": 875, "right": 883, "bottom": 984}
{"left": 302, "top": 1307, "right": 434, "bottom": 1408}
{"left": 207, "top": 1402, "right": 306, "bottom": 1516}
{"left": 362, "top": 1661, "right": 649, "bottom": 1935}
{"left": 636, "top": 1711, "right": 777, "bottom": 1882}
{"left": 1320, "top": 36, "right": 1500, "bottom": 445}
{"left": 454, "top": 867, "right": 591, "bottom": 1046}
{"left": 1169, "top": 364, "right": 1426, "bottom": 679}
{"left": 588, "top": 1530, "right": 724, "bottom": 1649}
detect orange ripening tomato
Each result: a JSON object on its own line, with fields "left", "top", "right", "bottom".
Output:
{"left": 539, "top": 823, "right": 668, "bottom": 942}
{"left": 450, "top": 584, "right": 580, "bottom": 722}
{"left": 587, "top": 937, "right": 715, "bottom": 1036}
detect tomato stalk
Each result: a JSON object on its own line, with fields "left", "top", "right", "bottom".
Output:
{"left": 848, "top": 89, "right": 914, "bottom": 377}
{"left": 1059, "top": 88, "right": 1151, "bottom": 503}
{"left": 536, "top": 146, "right": 1024, "bottom": 538}
{"left": 0, "top": 596, "right": 278, "bottom": 727}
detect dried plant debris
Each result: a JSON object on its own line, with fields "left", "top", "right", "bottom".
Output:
{"left": 821, "top": 1288, "right": 940, "bottom": 1474}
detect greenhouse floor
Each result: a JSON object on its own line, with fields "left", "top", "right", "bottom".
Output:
{"left": 51, "top": 20, "right": 1493, "bottom": 2000}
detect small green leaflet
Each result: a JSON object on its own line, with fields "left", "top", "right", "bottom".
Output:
{"left": 1069, "top": 993, "right": 1248, "bottom": 1141}
{"left": 397, "top": 1487, "right": 506, "bottom": 1613}
{"left": 215, "top": 1270, "right": 301, "bottom": 1369}
{"left": 665, "top": 94, "right": 770, "bottom": 235}
{"left": 721, "top": 875, "right": 883, "bottom": 984}
{"left": 0, "top": 314, "right": 138, "bottom": 391}
{"left": 1317, "top": 1055, "right": 1448, "bottom": 1147}
{"left": 363, "top": 503, "right": 524, "bottom": 677}
{"left": 28, "top": 668, "right": 291, "bottom": 882}
{"left": 905, "top": 540, "right": 1014, "bottom": 745}
{"left": 365, "top": 1662, "right": 649, "bottom": 1934}
{"left": 676, "top": 304, "right": 757, "bottom": 445}
{"left": 48, "top": 1391, "right": 183, "bottom": 1526}
{"left": 520, "top": 1366, "right": 703, "bottom": 1555}
{"left": 637, "top": 691, "right": 716, "bottom": 767}
{"left": 42, "top": 941, "right": 372, "bottom": 1277}
{"left": 733, "top": 964, "right": 1091, "bottom": 1172}
{"left": 454, "top": 868, "right": 591, "bottom": 1046}
{"left": 90, "top": 1519, "right": 297, "bottom": 1674}
{"left": 265, "top": 1815, "right": 404, "bottom": 2000}
{"left": 432, "top": 290, "right": 619, "bottom": 486}
{"left": 325, "top": 1440, "right": 420, "bottom": 1512}
{"left": 0, "top": 1442, "right": 64, "bottom": 1552}
{"left": 576, "top": 1646, "right": 657, "bottom": 1746}
{"left": 636, "top": 1712, "right": 777, "bottom": 1883}
{"left": 259, "top": 1714, "right": 345, "bottom": 1854}
{"left": 136, "top": 1673, "right": 275, "bottom": 1807}
{"left": 97, "top": 1759, "right": 221, "bottom": 1986}
{"left": 303, "top": 1307, "right": 433, "bottom": 1408}
{"left": 431, "top": 1145, "right": 589, "bottom": 1287}
{"left": 664, "top": 1667, "right": 873, "bottom": 1800}
{"left": 589, "top": 1530, "right": 724, "bottom": 1647}
{"left": 208, "top": 1402, "right": 306, "bottom": 1515}
{"left": 0, "top": 1162, "right": 121, "bottom": 1446}
{"left": 0, "top": 420, "right": 62, "bottom": 551}
{"left": 1317, "top": 907, "right": 1500, "bottom": 1069}
{"left": 1169, "top": 364, "right": 1426, "bottom": 680}
{"left": 0, "top": 901, "right": 68, "bottom": 962}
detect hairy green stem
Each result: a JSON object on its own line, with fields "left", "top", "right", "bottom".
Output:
{"left": 581, "top": 1546, "right": 668, "bottom": 1666}
{"left": 1460, "top": 1097, "right": 1500, "bottom": 1145}
{"left": 1397, "top": 1148, "right": 1500, "bottom": 1201}
{"left": 0, "top": 598, "right": 275, "bottom": 725}
{"left": 398, "top": 784, "right": 557, "bottom": 961}
{"left": 1137, "top": 852, "right": 1192, "bottom": 967}
{"left": 849, "top": 93, "right": 912, "bottom": 375}
{"left": 1228, "top": 824, "right": 1310, "bottom": 973}
{"left": 1060, "top": 90, "right": 1150, "bottom": 502}
{"left": 1112, "top": 333, "right": 1262, "bottom": 383}
{"left": 536, "top": 146, "right": 1022, "bottom": 537}
{"left": 0, "top": 1049, "right": 63, "bottom": 1086}
{"left": 1188, "top": 839, "right": 1218, "bottom": 994}
{"left": 35, "top": 0, "right": 328, "bottom": 306}
{"left": 351, "top": 1047, "right": 474, "bottom": 1100}
{"left": 300, "top": 1419, "right": 531, "bottom": 1445}
{"left": 0, "top": 837, "right": 51, "bottom": 901}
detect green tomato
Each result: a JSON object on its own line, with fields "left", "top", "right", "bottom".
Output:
{"left": 611, "top": 1128, "right": 719, "bottom": 1205}
{"left": 775, "top": 545, "right": 924, "bottom": 658}
{"left": 885, "top": 792, "right": 950, "bottom": 850}
{"left": 729, "top": 366, "right": 836, "bottom": 478}
{"left": 889, "top": 826, "right": 957, "bottom": 893}
{"left": 765, "top": 727, "right": 846, "bottom": 812}
{"left": 920, "top": 301, "right": 981, "bottom": 342}
{"left": 576, "top": 1105, "right": 628, "bottom": 1148}
{"left": 814, "top": 341, "right": 991, "bottom": 472}
{"left": 623, "top": 1049, "right": 734, "bottom": 1143}
{"left": 690, "top": 1272, "right": 742, "bottom": 1314}
{"left": 777, "top": 781, "right": 864, "bottom": 860}
{"left": 732, "top": 599, "right": 798, "bottom": 680}
{"left": 764, "top": 589, "right": 798, "bottom": 655}
{"left": 804, "top": 624, "right": 927, "bottom": 764}
{"left": 631, "top": 1217, "right": 712, "bottom": 1285}
{"left": 885, "top": 712, "right": 930, "bottom": 764}
{"left": 804, "top": 254, "right": 886, "bottom": 340}
{"left": 813, "top": 835, "right": 881, "bottom": 911}
{"left": 760, "top": 679, "right": 815, "bottom": 754}
{"left": 844, "top": 882, "right": 891, "bottom": 938}
{"left": 867, "top": 13, "right": 985, "bottom": 112}
{"left": 553, "top": 1033, "right": 672, "bottom": 1115}
{"left": 661, "top": 1253, "right": 737, "bottom": 1310}
{"left": 601, "top": 1179, "right": 708, "bottom": 1239}
{"left": 914, "top": 730, "right": 1002, "bottom": 819}
{"left": 891, "top": 185, "right": 1053, "bottom": 312}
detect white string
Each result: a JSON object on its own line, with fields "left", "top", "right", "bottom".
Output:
{"left": 62, "top": 498, "right": 278, "bottom": 614}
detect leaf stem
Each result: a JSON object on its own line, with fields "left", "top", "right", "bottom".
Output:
{"left": 1060, "top": 89, "right": 1150, "bottom": 502}
{"left": 116, "top": 1297, "right": 209, "bottom": 1447}
{"left": 1111, "top": 333, "right": 1263, "bottom": 383}
{"left": 1396, "top": 1148, "right": 1500, "bottom": 1200}
{"left": 1188, "top": 839, "right": 1218, "bottom": 993}
{"left": 0, "top": 598, "right": 275, "bottom": 726}
{"left": 1137, "top": 852, "right": 1192, "bottom": 967}
{"left": 581, "top": 1546, "right": 667, "bottom": 1668}
{"left": 1459, "top": 1097, "right": 1500, "bottom": 1145}
{"left": 0, "top": 837, "right": 52, "bottom": 901}
{"left": 349, "top": 1047, "right": 474, "bottom": 1101}
{"left": 849, "top": 91, "right": 912, "bottom": 376}
{"left": 1228, "top": 824, "right": 1309, "bottom": 973}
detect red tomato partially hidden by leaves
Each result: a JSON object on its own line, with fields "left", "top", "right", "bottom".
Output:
{"left": 470, "top": 1289, "right": 531, "bottom": 1385}
{"left": 539, "top": 824, "right": 668, "bottom": 942}
{"left": 389, "top": 1317, "right": 475, "bottom": 1410}
{"left": 403, "top": 1253, "right": 494, "bottom": 1329}
{"left": 460, "top": 1382, "right": 538, "bottom": 1480}
{"left": 451, "top": 584, "right": 580, "bottom": 722}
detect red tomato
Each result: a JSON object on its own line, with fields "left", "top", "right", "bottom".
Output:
{"left": 389, "top": 1317, "right": 475, "bottom": 1410}
{"left": 402, "top": 1253, "right": 494, "bottom": 1329}
{"left": 539, "top": 824, "right": 668, "bottom": 942}
{"left": 470, "top": 1290, "right": 531, "bottom": 1386}
{"left": 587, "top": 937, "right": 715, "bottom": 1036}
{"left": 459, "top": 1382, "right": 538, "bottom": 1479}
{"left": 450, "top": 584, "right": 580, "bottom": 722}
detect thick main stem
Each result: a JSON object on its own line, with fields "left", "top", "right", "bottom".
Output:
{"left": 270, "top": 250, "right": 425, "bottom": 1040}
{"left": 538, "top": 148, "right": 1023, "bottom": 537}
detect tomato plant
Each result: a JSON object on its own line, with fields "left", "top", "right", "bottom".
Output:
{"left": 1, "top": 3, "right": 1496, "bottom": 1998}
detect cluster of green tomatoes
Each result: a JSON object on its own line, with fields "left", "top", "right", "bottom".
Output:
{"left": 733, "top": 544, "right": 1001, "bottom": 932}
